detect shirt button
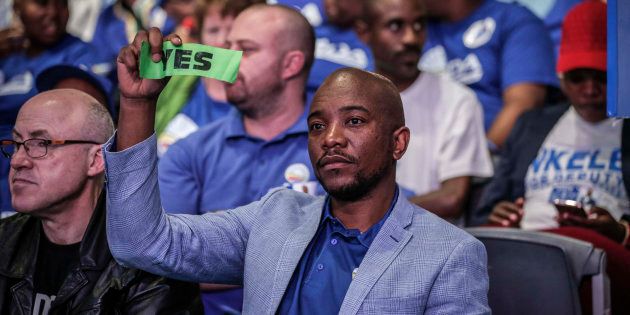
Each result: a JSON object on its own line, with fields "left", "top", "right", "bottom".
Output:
{"left": 317, "top": 264, "right": 324, "bottom": 271}
{"left": 330, "top": 239, "right": 338, "bottom": 245}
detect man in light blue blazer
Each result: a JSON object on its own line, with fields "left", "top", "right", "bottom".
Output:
{"left": 104, "top": 21, "right": 490, "bottom": 314}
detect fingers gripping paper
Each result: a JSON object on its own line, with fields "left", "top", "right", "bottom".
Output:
{"left": 139, "top": 42, "right": 242, "bottom": 83}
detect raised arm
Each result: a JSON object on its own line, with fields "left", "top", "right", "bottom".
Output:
{"left": 115, "top": 28, "right": 179, "bottom": 151}
{"left": 105, "top": 29, "right": 254, "bottom": 284}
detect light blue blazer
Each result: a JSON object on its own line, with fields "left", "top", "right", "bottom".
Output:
{"left": 104, "top": 135, "right": 490, "bottom": 314}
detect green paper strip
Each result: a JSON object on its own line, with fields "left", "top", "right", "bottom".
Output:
{"left": 139, "top": 42, "right": 242, "bottom": 83}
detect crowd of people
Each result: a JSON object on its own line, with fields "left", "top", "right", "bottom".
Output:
{"left": 0, "top": 0, "right": 626, "bottom": 314}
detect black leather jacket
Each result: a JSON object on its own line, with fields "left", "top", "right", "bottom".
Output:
{"left": 0, "top": 193, "right": 202, "bottom": 314}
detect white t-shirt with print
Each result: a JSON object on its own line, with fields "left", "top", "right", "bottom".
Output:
{"left": 396, "top": 72, "right": 493, "bottom": 196}
{"left": 522, "top": 107, "right": 628, "bottom": 230}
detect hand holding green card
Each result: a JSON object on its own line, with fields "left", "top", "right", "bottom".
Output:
{"left": 139, "top": 41, "right": 242, "bottom": 83}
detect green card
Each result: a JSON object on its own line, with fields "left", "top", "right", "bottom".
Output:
{"left": 139, "top": 42, "right": 242, "bottom": 83}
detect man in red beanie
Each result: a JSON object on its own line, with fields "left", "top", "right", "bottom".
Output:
{"left": 474, "top": 1, "right": 630, "bottom": 312}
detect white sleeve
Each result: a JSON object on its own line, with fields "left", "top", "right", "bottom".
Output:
{"left": 437, "top": 91, "right": 494, "bottom": 182}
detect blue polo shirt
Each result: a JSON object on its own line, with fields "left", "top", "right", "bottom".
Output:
{"left": 278, "top": 188, "right": 399, "bottom": 314}
{"left": 158, "top": 106, "right": 322, "bottom": 214}
{"left": 180, "top": 80, "right": 232, "bottom": 127}
{"left": 420, "top": 0, "right": 557, "bottom": 130}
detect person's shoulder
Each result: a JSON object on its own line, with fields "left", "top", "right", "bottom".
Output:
{"left": 54, "top": 34, "right": 90, "bottom": 51}
{"left": 520, "top": 103, "right": 570, "bottom": 123}
{"left": 0, "top": 213, "right": 32, "bottom": 232}
{"left": 400, "top": 199, "right": 482, "bottom": 249}
{"left": 484, "top": 0, "right": 546, "bottom": 37}
{"left": 486, "top": 0, "right": 541, "bottom": 21}
{"left": 0, "top": 213, "right": 36, "bottom": 249}
{"left": 431, "top": 72, "right": 478, "bottom": 100}
{"left": 259, "top": 187, "right": 323, "bottom": 208}
{"left": 418, "top": 72, "right": 481, "bottom": 113}
{"left": 52, "top": 34, "right": 106, "bottom": 61}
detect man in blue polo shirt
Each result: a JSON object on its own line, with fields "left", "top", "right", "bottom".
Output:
{"left": 157, "top": 4, "right": 320, "bottom": 314}
{"left": 273, "top": 0, "right": 374, "bottom": 96}
{"left": 419, "top": 0, "right": 557, "bottom": 150}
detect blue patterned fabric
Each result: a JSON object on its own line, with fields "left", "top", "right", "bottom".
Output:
{"left": 278, "top": 190, "right": 398, "bottom": 314}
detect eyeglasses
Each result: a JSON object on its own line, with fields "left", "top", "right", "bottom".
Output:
{"left": 0, "top": 139, "right": 101, "bottom": 159}
{"left": 562, "top": 69, "right": 606, "bottom": 85}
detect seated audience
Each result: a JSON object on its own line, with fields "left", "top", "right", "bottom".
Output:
{"left": 419, "top": 0, "right": 557, "bottom": 150}
{"left": 475, "top": 1, "right": 629, "bottom": 312}
{"left": 104, "top": 25, "right": 491, "bottom": 312}
{"left": 357, "top": 0, "right": 492, "bottom": 222}
{"left": 274, "top": 0, "right": 374, "bottom": 96}
{"left": 0, "top": 89, "right": 201, "bottom": 314}
{"left": 0, "top": 0, "right": 112, "bottom": 217}
{"left": 157, "top": 4, "right": 321, "bottom": 313}
{"left": 91, "top": 0, "right": 176, "bottom": 83}
{"left": 156, "top": 0, "right": 263, "bottom": 156}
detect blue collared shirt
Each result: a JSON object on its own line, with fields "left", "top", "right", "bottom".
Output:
{"left": 158, "top": 107, "right": 322, "bottom": 214}
{"left": 278, "top": 188, "right": 399, "bottom": 314}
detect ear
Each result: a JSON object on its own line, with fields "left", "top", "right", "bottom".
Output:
{"left": 281, "top": 50, "right": 306, "bottom": 81}
{"left": 86, "top": 145, "right": 105, "bottom": 177}
{"left": 355, "top": 19, "right": 370, "bottom": 44}
{"left": 392, "top": 126, "right": 410, "bottom": 161}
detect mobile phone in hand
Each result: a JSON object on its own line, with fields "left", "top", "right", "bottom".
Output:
{"left": 553, "top": 199, "right": 587, "bottom": 218}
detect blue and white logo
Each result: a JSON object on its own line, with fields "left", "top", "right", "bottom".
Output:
{"left": 463, "top": 17, "right": 496, "bottom": 49}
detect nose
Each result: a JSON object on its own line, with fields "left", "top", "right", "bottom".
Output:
{"left": 322, "top": 123, "right": 347, "bottom": 150}
{"left": 402, "top": 25, "right": 420, "bottom": 46}
{"left": 9, "top": 144, "right": 33, "bottom": 170}
{"left": 217, "top": 33, "right": 229, "bottom": 49}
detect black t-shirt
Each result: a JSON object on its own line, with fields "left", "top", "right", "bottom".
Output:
{"left": 31, "top": 231, "right": 80, "bottom": 315}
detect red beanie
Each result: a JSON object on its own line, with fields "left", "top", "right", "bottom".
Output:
{"left": 557, "top": 0, "right": 606, "bottom": 73}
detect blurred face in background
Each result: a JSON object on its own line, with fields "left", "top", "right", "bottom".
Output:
{"left": 16, "top": 0, "right": 69, "bottom": 47}
{"left": 324, "top": 0, "right": 363, "bottom": 28}
{"left": 201, "top": 3, "right": 234, "bottom": 48}
{"left": 163, "top": 0, "right": 197, "bottom": 23}
{"left": 561, "top": 68, "right": 607, "bottom": 123}
{"left": 361, "top": 0, "right": 426, "bottom": 83}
